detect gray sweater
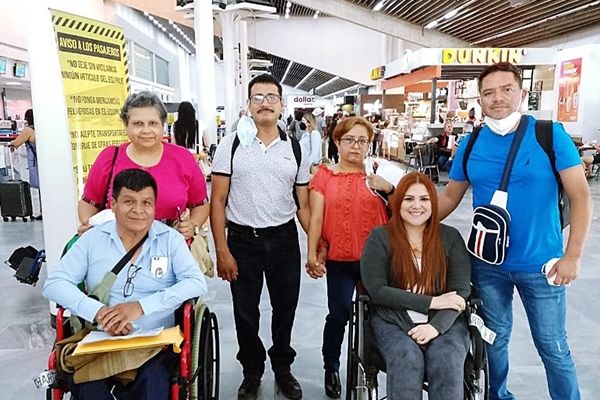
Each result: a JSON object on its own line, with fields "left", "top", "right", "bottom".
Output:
{"left": 360, "top": 224, "right": 471, "bottom": 334}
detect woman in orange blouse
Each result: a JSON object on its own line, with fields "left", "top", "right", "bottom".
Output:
{"left": 306, "top": 117, "right": 393, "bottom": 399}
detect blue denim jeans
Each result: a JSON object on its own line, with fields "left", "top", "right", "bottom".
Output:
{"left": 471, "top": 262, "right": 580, "bottom": 400}
{"left": 322, "top": 260, "right": 361, "bottom": 371}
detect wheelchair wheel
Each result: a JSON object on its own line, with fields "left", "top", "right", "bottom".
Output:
{"left": 345, "top": 299, "right": 379, "bottom": 400}
{"left": 464, "top": 330, "right": 489, "bottom": 400}
{"left": 346, "top": 300, "right": 359, "bottom": 400}
{"left": 190, "top": 303, "right": 220, "bottom": 400}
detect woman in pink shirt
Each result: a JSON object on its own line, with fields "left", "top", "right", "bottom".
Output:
{"left": 78, "top": 92, "right": 208, "bottom": 239}
{"left": 306, "top": 117, "right": 393, "bottom": 398}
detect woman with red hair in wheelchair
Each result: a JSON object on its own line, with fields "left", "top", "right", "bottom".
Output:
{"left": 360, "top": 172, "right": 471, "bottom": 399}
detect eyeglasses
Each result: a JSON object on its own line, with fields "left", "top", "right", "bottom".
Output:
{"left": 123, "top": 264, "right": 142, "bottom": 298}
{"left": 340, "top": 137, "right": 370, "bottom": 147}
{"left": 249, "top": 94, "right": 282, "bottom": 105}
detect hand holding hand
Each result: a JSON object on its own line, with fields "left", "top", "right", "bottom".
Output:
{"left": 430, "top": 291, "right": 466, "bottom": 312}
{"left": 305, "top": 257, "right": 326, "bottom": 279}
{"left": 408, "top": 324, "right": 439, "bottom": 345}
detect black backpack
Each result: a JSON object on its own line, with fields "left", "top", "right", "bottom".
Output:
{"left": 230, "top": 132, "right": 303, "bottom": 209}
{"left": 462, "top": 120, "right": 570, "bottom": 229}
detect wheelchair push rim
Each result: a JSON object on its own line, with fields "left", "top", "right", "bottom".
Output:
{"left": 190, "top": 302, "right": 220, "bottom": 400}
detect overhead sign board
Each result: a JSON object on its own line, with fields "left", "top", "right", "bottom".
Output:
{"left": 442, "top": 48, "right": 524, "bottom": 65}
{"left": 383, "top": 48, "right": 555, "bottom": 80}
{"left": 370, "top": 65, "right": 385, "bottom": 81}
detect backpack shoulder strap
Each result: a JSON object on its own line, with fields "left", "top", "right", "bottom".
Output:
{"left": 535, "top": 120, "right": 561, "bottom": 183}
{"left": 290, "top": 135, "right": 302, "bottom": 170}
{"left": 230, "top": 134, "right": 240, "bottom": 175}
{"left": 289, "top": 135, "right": 302, "bottom": 210}
{"left": 462, "top": 125, "right": 483, "bottom": 183}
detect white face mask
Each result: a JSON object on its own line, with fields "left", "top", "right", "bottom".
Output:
{"left": 236, "top": 112, "right": 258, "bottom": 147}
{"left": 484, "top": 111, "right": 522, "bottom": 136}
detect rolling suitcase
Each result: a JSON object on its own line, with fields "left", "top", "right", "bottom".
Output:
{"left": 0, "top": 146, "right": 33, "bottom": 222}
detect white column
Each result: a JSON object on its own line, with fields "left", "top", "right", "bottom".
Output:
{"left": 239, "top": 20, "right": 249, "bottom": 108}
{"left": 177, "top": 47, "right": 192, "bottom": 102}
{"left": 232, "top": 16, "right": 241, "bottom": 117}
{"left": 217, "top": 11, "right": 237, "bottom": 135}
{"left": 26, "top": 0, "right": 78, "bottom": 271}
{"left": 194, "top": 0, "right": 217, "bottom": 145}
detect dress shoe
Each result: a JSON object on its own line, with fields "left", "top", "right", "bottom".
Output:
{"left": 237, "top": 374, "right": 261, "bottom": 400}
{"left": 324, "top": 370, "right": 341, "bottom": 399}
{"left": 275, "top": 371, "right": 303, "bottom": 399}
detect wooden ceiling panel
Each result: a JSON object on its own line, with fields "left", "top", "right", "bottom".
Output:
{"left": 344, "top": 0, "right": 600, "bottom": 47}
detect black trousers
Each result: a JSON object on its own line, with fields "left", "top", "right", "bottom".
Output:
{"left": 228, "top": 220, "right": 301, "bottom": 377}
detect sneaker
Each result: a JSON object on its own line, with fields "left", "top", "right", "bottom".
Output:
{"left": 274, "top": 371, "right": 302, "bottom": 399}
{"left": 237, "top": 375, "right": 261, "bottom": 400}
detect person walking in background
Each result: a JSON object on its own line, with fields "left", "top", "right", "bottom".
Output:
{"left": 8, "top": 108, "right": 42, "bottom": 220}
{"left": 172, "top": 101, "right": 205, "bottom": 152}
{"left": 78, "top": 91, "right": 209, "bottom": 240}
{"left": 439, "top": 62, "right": 592, "bottom": 400}
{"left": 326, "top": 114, "right": 340, "bottom": 163}
{"left": 288, "top": 111, "right": 304, "bottom": 141}
{"left": 361, "top": 172, "right": 471, "bottom": 400}
{"left": 230, "top": 109, "right": 247, "bottom": 133}
{"left": 306, "top": 116, "right": 392, "bottom": 399}
{"left": 300, "top": 113, "right": 323, "bottom": 165}
{"left": 312, "top": 107, "right": 327, "bottom": 138}
{"left": 434, "top": 119, "right": 454, "bottom": 172}
{"left": 210, "top": 74, "right": 310, "bottom": 400}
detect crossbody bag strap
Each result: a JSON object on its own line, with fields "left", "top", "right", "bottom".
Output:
{"left": 110, "top": 232, "right": 149, "bottom": 276}
{"left": 100, "top": 146, "right": 120, "bottom": 209}
{"left": 497, "top": 115, "right": 529, "bottom": 192}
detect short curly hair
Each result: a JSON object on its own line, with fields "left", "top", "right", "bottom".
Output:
{"left": 119, "top": 91, "right": 167, "bottom": 125}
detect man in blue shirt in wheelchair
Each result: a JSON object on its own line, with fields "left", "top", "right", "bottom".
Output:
{"left": 43, "top": 168, "right": 207, "bottom": 399}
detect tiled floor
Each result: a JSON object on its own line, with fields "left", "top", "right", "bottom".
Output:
{"left": 1, "top": 174, "right": 600, "bottom": 399}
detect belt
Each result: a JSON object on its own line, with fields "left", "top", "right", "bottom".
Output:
{"left": 227, "top": 219, "right": 295, "bottom": 238}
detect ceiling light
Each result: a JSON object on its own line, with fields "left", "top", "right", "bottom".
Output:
{"left": 510, "top": 0, "right": 535, "bottom": 7}
{"left": 373, "top": 0, "right": 386, "bottom": 12}
{"left": 425, "top": 20, "right": 438, "bottom": 29}
{"left": 443, "top": 9, "right": 458, "bottom": 19}
{"left": 4, "top": 81, "right": 23, "bottom": 86}
{"left": 284, "top": 13, "right": 289, "bottom": 18}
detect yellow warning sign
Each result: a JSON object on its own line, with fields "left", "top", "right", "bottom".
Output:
{"left": 50, "top": 9, "right": 129, "bottom": 197}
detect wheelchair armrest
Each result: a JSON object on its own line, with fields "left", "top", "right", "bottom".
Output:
{"left": 175, "top": 298, "right": 197, "bottom": 328}
{"left": 56, "top": 307, "right": 66, "bottom": 341}
{"left": 468, "top": 297, "right": 482, "bottom": 307}
{"left": 358, "top": 294, "right": 371, "bottom": 303}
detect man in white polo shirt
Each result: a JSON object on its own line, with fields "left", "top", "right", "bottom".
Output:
{"left": 210, "top": 74, "right": 310, "bottom": 400}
